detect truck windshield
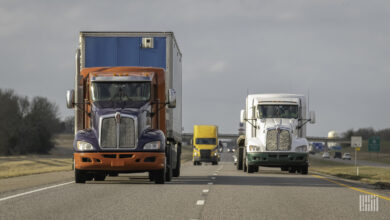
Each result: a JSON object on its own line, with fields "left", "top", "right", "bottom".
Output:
{"left": 91, "top": 82, "right": 151, "bottom": 107}
{"left": 258, "top": 105, "right": 298, "bottom": 119}
{"left": 196, "top": 138, "right": 216, "bottom": 145}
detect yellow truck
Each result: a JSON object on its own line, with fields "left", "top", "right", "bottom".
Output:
{"left": 192, "top": 125, "right": 219, "bottom": 165}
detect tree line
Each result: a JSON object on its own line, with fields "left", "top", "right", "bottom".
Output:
{"left": 0, "top": 89, "right": 72, "bottom": 155}
{"left": 342, "top": 127, "right": 390, "bottom": 141}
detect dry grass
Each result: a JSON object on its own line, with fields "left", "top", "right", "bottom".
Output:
{"left": 0, "top": 158, "right": 72, "bottom": 179}
{"left": 310, "top": 157, "right": 390, "bottom": 188}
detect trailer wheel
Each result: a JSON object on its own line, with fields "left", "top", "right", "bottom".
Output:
{"left": 75, "top": 169, "right": 86, "bottom": 184}
{"left": 94, "top": 173, "right": 106, "bottom": 181}
{"left": 236, "top": 147, "right": 243, "bottom": 170}
{"left": 173, "top": 144, "right": 181, "bottom": 177}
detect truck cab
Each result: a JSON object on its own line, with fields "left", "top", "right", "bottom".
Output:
{"left": 237, "top": 94, "right": 315, "bottom": 174}
{"left": 192, "top": 125, "right": 219, "bottom": 165}
{"left": 66, "top": 32, "right": 182, "bottom": 184}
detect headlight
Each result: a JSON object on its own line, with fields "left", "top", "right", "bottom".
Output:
{"left": 295, "top": 145, "right": 308, "bottom": 152}
{"left": 144, "top": 141, "right": 161, "bottom": 150}
{"left": 248, "top": 145, "right": 261, "bottom": 152}
{"left": 76, "top": 141, "right": 94, "bottom": 151}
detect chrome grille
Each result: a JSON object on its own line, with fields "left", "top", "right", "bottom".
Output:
{"left": 101, "top": 118, "right": 116, "bottom": 148}
{"left": 266, "top": 129, "right": 291, "bottom": 151}
{"left": 100, "top": 115, "right": 136, "bottom": 149}
{"left": 279, "top": 130, "right": 291, "bottom": 151}
{"left": 119, "top": 117, "right": 135, "bottom": 148}
{"left": 266, "top": 129, "right": 278, "bottom": 151}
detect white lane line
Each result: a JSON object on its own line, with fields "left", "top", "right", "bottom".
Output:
{"left": 208, "top": 182, "right": 213, "bottom": 185}
{"left": 196, "top": 200, "right": 205, "bottom": 205}
{"left": 0, "top": 181, "right": 74, "bottom": 202}
{"left": 211, "top": 177, "right": 216, "bottom": 180}
{"left": 203, "top": 189, "right": 209, "bottom": 193}
{"left": 213, "top": 173, "right": 218, "bottom": 176}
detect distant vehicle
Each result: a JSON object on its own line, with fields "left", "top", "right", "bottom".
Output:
{"left": 333, "top": 152, "right": 342, "bottom": 159}
{"left": 342, "top": 153, "right": 351, "bottom": 160}
{"left": 193, "top": 125, "right": 219, "bottom": 165}
{"left": 322, "top": 152, "right": 330, "bottom": 159}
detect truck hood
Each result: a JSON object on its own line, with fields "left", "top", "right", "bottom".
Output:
{"left": 262, "top": 118, "right": 297, "bottom": 131}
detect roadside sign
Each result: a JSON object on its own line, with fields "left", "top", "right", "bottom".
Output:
{"left": 356, "top": 147, "right": 360, "bottom": 151}
{"left": 368, "top": 137, "right": 380, "bottom": 152}
{"left": 351, "top": 136, "right": 362, "bottom": 148}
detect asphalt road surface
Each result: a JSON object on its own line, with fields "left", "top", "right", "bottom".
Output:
{"left": 1, "top": 152, "right": 390, "bottom": 220}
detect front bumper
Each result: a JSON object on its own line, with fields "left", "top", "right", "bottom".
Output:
{"left": 74, "top": 152, "right": 165, "bottom": 171}
{"left": 193, "top": 156, "right": 219, "bottom": 163}
{"left": 246, "top": 152, "right": 308, "bottom": 167}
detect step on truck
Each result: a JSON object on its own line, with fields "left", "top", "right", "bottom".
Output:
{"left": 192, "top": 125, "right": 219, "bottom": 165}
{"left": 66, "top": 32, "right": 182, "bottom": 184}
{"left": 236, "top": 94, "right": 315, "bottom": 174}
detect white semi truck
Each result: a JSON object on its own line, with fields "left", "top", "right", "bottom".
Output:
{"left": 236, "top": 94, "right": 315, "bottom": 174}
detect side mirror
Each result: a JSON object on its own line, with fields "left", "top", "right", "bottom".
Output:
{"left": 309, "top": 111, "right": 316, "bottom": 124}
{"left": 240, "top": 109, "right": 245, "bottom": 123}
{"left": 167, "top": 89, "right": 176, "bottom": 108}
{"left": 66, "top": 90, "right": 75, "bottom": 109}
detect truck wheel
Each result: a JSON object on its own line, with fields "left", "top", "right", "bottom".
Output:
{"left": 148, "top": 172, "right": 154, "bottom": 181}
{"left": 243, "top": 151, "right": 247, "bottom": 172}
{"left": 281, "top": 167, "right": 289, "bottom": 171}
{"left": 108, "top": 172, "right": 118, "bottom": 177}
{"left": 236, "top": 147, "right": 243, "bottom": 170}
{"left": 254, "top": 166, "right": 259, "bottom": 173}
{"left": 288, "top": 168, "right": 296, "bottom": 173}
{"left": 212, "top": 161, "right": 218, "bottom": 165}
{"left": 75, "top": 169, "right": 86, "bottom": 184}
{"left": 301, "top": 165, "right": 308, "bottom": 175}
{"left": 94, "top": 173, "right": 106, "bottom": 181}
{"left": 166, "top": 145, "right": 173, "bottom": 182}
{"left": 173, "top": 144, "right": 181, "bottom": 177}
{"left": 153, "top": 169, "right": 166, "bottom": 184}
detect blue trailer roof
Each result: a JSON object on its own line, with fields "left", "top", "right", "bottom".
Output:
{"left": 84, "top": 37, "right": 166, "bottom": 69}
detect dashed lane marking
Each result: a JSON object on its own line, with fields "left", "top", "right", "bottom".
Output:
{"left": 208, "top": 182, "right": 213, "bottom": 185}
{"left": 211, "top": 177, "right": 216, "bottom": 180}
{"left": 196, "top": 200, "right": 205, "bottom": 205}
{"left": 203, "top": 189, "right": 209, "bottom": 193}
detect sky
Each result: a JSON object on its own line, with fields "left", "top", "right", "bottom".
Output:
{"left": 0, "top": 0, "right": 389, "bottom": 136}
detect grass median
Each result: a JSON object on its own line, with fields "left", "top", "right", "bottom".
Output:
{"left": 310, "top": 156, "right": 390, "bottom": 188}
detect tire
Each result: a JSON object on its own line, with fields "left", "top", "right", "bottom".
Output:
{"left": 212, "top": 161, "right": 218, "bottom": 165}
{"left": 153, "top": 169, "right": 166, "bottom": 184}
{"left": 173, "top": 144, "right": 181, "bottom": 177}
{"left": 243, "top": 150, "right": 247, "bottom": 172}
{"left": 94, "top": 173, "right": 106, "bottom": 181}
{"left": 301, "top": 165, "right": 308, "bottom": 175}
{"left": 193, "top": 161, "right": 197, "bottom": 166}
{"left": 281, "top": 167, "right": 289, "bottom": 171}
{"left": 289, "top": 168, "right": 296, "bottom": 173}
{"left": 75, "top": 169, "right": 86, "bottom": 184}
{"left": 148, "top": 172, "right": 154, "bottom": 181}
{"left": 108, "top": 172, "right": 118, "bottom": 177}
{"left": 165, "top": 145, "right": 173, "bottom": 182}
{"left": 236, "top": 147, "right": 243, "bottom": 170}
{"left": 247, "top": 165, "right": 255, "bottom": 173}
{"left": 254, "top": 166, "right": 259, "bottom": 173}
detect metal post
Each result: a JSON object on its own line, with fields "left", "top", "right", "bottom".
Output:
{"left": 355, "top": 148, "right": 359, "bottom": 176}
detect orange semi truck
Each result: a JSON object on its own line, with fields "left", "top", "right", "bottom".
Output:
{"left": 66, "top": 32, "right": 182, "bottom": 184}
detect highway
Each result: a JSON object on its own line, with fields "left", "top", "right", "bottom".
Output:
{"left": 1, "top": 152, "right": 390, "bottom": 220}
